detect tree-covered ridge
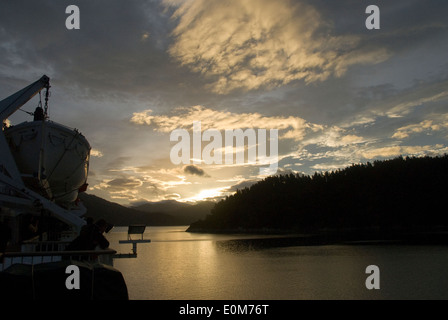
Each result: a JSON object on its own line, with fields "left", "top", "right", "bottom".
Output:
{"left": 188, "top": 155, "right": 448, "bottom": 233}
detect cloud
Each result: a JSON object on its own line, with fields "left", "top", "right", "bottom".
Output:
{"left": 385, "top": 91, "right": 448, "bottom": 118}
{"left": 131, "top": 105, "right": 313, "bottom": 141}
{"left": 107, "top": 177, "right": 144, "bottom": 188}
{"left": 106, "top": 156, "right": 133, "bottom": 171}
{"left": 359, "top": 81, "right": 448, "bottom": 121}
{"left": 90, "top": 149, "right": 104, "bottom": 158}
{"left": 165, "top": 0, "right": 389, "bottom": 94}
{"left": 357, "top": 144, "right": 446, "bottom": 159}
{"left": 141, "top": 32, "right": 150, "bottom": 42}
{"left": 89, "top": 163, "right": 195, "bottom": 201}
{"left": 392, "top": 114, "right": 448, "bottom": 139}
{"left": 0, "top": 1, "right": 177, "bottom": 99}
{"left": 336, "top": 81, "right": 448, "bottom": 137}
{"left": 302, "top": 126, "right": 366, "bottom": 148}
{"left": 182, "top": 187, "right": 228, "bottom": 202}
{"left": 164, "top": 193, "right": 181, "bottom": 200}
{"left": 310, "top": 162, "right": 353, "bottom": 171}
{"left": 224, "top": 179, "right": 259, "bottom": 193}
{"left": 183, "top": 164, "right": 208, "bottom": 177}
{"left": 90, "top": 176, "right": 146, "bottom": 201}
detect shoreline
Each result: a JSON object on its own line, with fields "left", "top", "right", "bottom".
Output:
{"left": 187, "top": 227, "right": 448, "bottom": 247}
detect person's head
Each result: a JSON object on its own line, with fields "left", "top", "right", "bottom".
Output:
{"left": 95, "top": 219, "right": 108, "bottom": 233}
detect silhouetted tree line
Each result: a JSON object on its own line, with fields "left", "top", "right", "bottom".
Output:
{"left": 188, "top": 155, "right": 448, "bottom": 233}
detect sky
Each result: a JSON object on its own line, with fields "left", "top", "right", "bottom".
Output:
{"left": 1, "top": 0, "right": 447, "bottom": 206}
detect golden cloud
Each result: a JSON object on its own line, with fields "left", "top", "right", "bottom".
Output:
{"left": 131, "top": 106, "right": 371, "bottom": 155}
{"left": 131, "top": 105, "right": 312, "bottom": 141}
{"left": 166, "top": 0, "right": 389, "bottom": 93}
{"left": 90, "top": 149, "right": 104, "bottom": 157}
{"left": 392, "top": 114, "right": 448, "bottom": 139}
{"left": 302, "top": 126, "right": 366, "bottom": 148}
{"left": 358, "top": 144, "right": 446, "bottom": 159}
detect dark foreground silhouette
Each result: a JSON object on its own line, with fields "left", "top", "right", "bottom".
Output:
{"left": 188, "top": 155, "right": 448, "bottom": 243}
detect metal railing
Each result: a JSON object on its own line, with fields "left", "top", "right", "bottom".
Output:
{"left": 21, "top": 240, "right": 72, "bottom": 252}
{"left": 1, "top": 248, "right": 117, "bottom": 271}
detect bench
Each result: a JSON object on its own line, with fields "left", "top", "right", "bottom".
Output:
{"left": 117, "top": 225, "right": 151, "bottom": 257}
{"left": 126, "top": 225, "right": 146, "bottom": 240}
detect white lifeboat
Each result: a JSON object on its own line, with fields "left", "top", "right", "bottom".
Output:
{"left": 4, "top": 119, "right": 90, "bottom": 207}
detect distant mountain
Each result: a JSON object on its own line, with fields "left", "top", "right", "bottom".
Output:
{"left": 78, "top": 193, "right": 174, "bottom": 226}
{"left": 132, "top": 199, "right": 190, "bottom": 213}
{"left": 132, "top": 200, "right": 215, "bottom": 225}
{"left": 78, "top": 193, "right": 214, "bottom": 226}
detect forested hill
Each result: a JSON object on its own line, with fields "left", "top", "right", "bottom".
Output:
{"left": 187, "top": 155, "right": 448, "bottom": 234}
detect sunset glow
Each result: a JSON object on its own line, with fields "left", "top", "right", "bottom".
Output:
{"left": 1, "top": 1, "right": 447, "bottom": 206}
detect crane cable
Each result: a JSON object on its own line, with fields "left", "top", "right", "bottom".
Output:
{"left": 17, "top": 85, "right": 50, "bottom": 118}
{"left": 43, "top": 83, "right": 50, "bottom": 118}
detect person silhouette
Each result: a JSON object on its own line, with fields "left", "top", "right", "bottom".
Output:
{"left": 67, "top": 219, "right": 110, "bottom": 251}
{"left": 33, "top": 106, "right": 44, "bottom": 121}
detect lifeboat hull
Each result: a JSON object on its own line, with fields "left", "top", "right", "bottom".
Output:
{"left": 4, "top": 120, "right": 90, "bottom": 206}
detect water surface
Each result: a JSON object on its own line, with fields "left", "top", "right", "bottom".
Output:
{"left": 109, "top": 226, "right": 448, "bottom": 300}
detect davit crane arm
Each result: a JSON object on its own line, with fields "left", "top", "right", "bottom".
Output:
{"left": 0, "top": 75, "right": 50, "bottom": 122}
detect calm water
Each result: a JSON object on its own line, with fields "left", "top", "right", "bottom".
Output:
{"left": 109, "top": 226, "right": 448, "bottom": 300}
